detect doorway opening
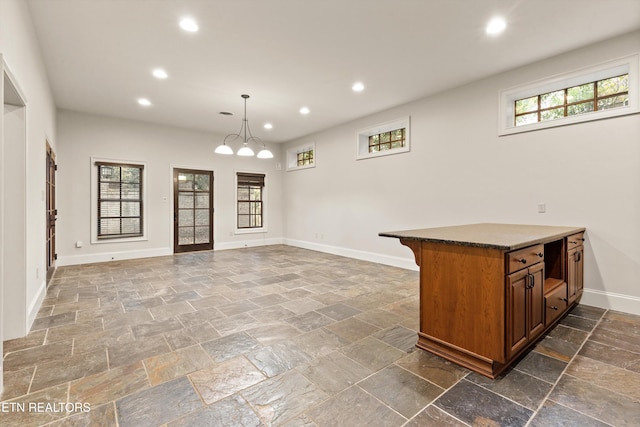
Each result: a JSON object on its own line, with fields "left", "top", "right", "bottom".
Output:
{"left": 2, "top": 61, "right": 28, "bottom": 393}
{"left": 173, "top": 168, "right": 214, "bottom": 253}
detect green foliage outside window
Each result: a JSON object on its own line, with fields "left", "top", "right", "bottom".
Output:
{"left": 515, "top": 74, "right": 629, "bottom": 126}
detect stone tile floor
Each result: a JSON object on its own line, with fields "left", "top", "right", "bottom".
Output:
{"left": 1, "top": 245, "right": 639, "bottom": 426}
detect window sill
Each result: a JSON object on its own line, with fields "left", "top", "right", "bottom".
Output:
{"left": 235, "top": 228, "right": 268, "bottom": 235}
{"left": 91, "top": 235, "right": 148, "bottom": 245}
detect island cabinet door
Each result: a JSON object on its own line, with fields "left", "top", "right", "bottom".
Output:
{"left": 528, "top": 262, "right": 545, "bottom": 339}
{"left": 506, "top": 262, "right": 545, "bottom": 358}
{"left": 567, "top": 245, "right": 584, "bottom": 304}
{"left": 507, "top": 269, "right": 528, "bottom": 356}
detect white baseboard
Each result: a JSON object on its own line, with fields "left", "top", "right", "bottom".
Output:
{"left": 580, "top": 289, "right": 640, "bottom": 315}
{"left": 57, "top": 238, "right": 286, "bottom": 266}
{"left": 284, "top": 238, "right": 419, "bottom": 271}
{"left": 57, "top": 247, "right": 173, "bottom": 266}
{"left": 27, "top": 279, "right": 47, "bottom": 330}
{"left": 214, "top": 237, "right": 284, "bottom": 251}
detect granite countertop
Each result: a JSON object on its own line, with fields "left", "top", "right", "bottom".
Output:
{"left": 379, "top": 223, "right": 585, "bottom": 251}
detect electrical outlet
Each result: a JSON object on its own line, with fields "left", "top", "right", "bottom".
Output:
{"left": 537, "top": 203, "right": 546, "bottom": 213}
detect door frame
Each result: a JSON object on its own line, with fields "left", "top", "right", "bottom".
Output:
{"left": 46, "top": 141, "right": 56, "bottom": 283}
{"left": 173, "top": 168, "right": 214, "bottom": 253}
{"left": 1, "top": 57, "right": 29, "bottom": 394}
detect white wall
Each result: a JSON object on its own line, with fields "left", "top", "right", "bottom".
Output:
{"left": 0, "top": 0, "right": 57, "bottom": 342}
{"left": 56, "top": 110, "right": 284, "bottom": 266}
{"left": 282, "top": 30, "right": 640, "bottom": 315}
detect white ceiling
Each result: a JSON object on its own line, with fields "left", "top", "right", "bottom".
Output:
{"left": 27, "top": 0, "right": 640, "bottom": 143}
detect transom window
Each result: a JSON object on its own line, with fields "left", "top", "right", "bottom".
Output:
{"left": 499, "top": 54, "right": 638, "bottom": 136}
{"left": 297, "top": 149, "right": 314, "bottom": 166}
{"left": 357, "top": 116, "right": 410, "bottom": 160}
{"left": 237, "top": 172, "right": 265, "bottom": 229}
{"left": 515, "top": 74, "right": 629, "bottom": 126}
{"left": 368, "top": 128, "right": 406, "bottom": 153}
{"left": 96, "top": 162, "right": 143, "bottom": 238}
{"left": 287, "top": 142, "right": 316, "bottom": 171}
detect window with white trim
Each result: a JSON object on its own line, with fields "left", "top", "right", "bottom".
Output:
{"left": 92, "top": 159, "right": 147, "bottom": 242}
{"left": 97, "top": 162, "right": 143, "bottom": 238}
{"left": 499, "top": 54, "right": 639, "bottom": 135}
{"left": 287, "top": 142, "right": 315, "bottom": 171}
{"left": 236, "top": 172, "right": 265, "bottom": 230}
{"left": 357, "top": 116, "right": 410, "bottom": 160}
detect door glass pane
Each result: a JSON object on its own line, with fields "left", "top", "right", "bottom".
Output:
{"left": 178, "top": 209, "right": 194, "bottom": 226}
{"left": 178, "top": 227, "right": 194, "bottom": 245}
{"left": 194, "top": 174, "right": 210, "bottom": 191}
{"left": 179, "top": 193, "right": 194, "bottom": 208}
{"left": 195, "top": 194, "right": 209, "bottom": 208}
{"left": 178, "top": 174, "right": 194, "bottom": 190}
{"left": 195, "top": 209, "right": 209, "bottom": 225}
{"left": 195, "top": 226, "right": 209, "bottom": 244}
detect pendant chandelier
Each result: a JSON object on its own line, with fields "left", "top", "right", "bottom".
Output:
{"left": 214, "top": 94, "right": 274, "bottom": 159}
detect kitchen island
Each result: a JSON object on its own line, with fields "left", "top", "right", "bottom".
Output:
{"left": 380, "top": 223, "right": 585, "bottom": 378}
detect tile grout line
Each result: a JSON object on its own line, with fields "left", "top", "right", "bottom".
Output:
{"left": 522, "top": 308, "right": 609, "bottom": 427}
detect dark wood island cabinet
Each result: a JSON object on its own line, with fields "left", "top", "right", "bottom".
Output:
{"left": 380, "top": 223, "right": 585, "bottom": 378}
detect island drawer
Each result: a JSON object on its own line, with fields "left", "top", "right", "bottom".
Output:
{"left": 507, "top": 244, "right": 544, "bottom": 274}
{"left": 567, "top": 233, "right": 585, "bottom": 250}
{"left": 545, "top": 282, "right": 568, "bottom": 326}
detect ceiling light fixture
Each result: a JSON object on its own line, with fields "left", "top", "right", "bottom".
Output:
{"left": 214, "top": 94, "right": 274, "bottom": 159}
{"left": 486, "top": 17, "right": 506, "bottom": 35}
{"left": 264, "top": 123, "right": 273, "bottom": 129}
{"left": 179, "top": 18, "right": 199, "bottom": 33}
{"left": 299, "top": 106, "right": 310, "bottom": 115}
{"left": 152, "top": 68, "right": 168, "bottom": 79}
{"left": 352, "top": 82, "right": 365, "bottom": 92}
{"left": 137, "top": 98, "right": 151, "bottom": 106}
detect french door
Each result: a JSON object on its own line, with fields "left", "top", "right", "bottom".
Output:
{"left": 173, "top": 168, "right": 213, "bottom": 253}
{"left": 46, "top": 142, "right": 57, "bottom": 282}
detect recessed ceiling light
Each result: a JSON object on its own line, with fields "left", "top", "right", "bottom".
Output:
{"left": 179, "top": 17, "right": 199, "bottom": 33}
{"left": 352, "top": 82, "right": 365, "bottom": 92}
{"left": 264, "top": 123, "right": 273, "bottom": 129}
{"left": 137, "top": 98, "right": 151, "bottom": 106}
{"left": 486, "top": 17, "right": 506, "bottom": 35}
{"left": 152, "top": 69, "right": 168, "bottom": 79}
{"left": 299, "top": 107, "right": 310, "bottom": 115}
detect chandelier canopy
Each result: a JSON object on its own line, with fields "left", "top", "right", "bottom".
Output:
{"left": 214, "top": 94, "right": 273, "bottom": 159}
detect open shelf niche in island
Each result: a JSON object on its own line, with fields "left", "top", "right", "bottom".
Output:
{"left": 380, "top": 223, "right": 585, "bottom": 378}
